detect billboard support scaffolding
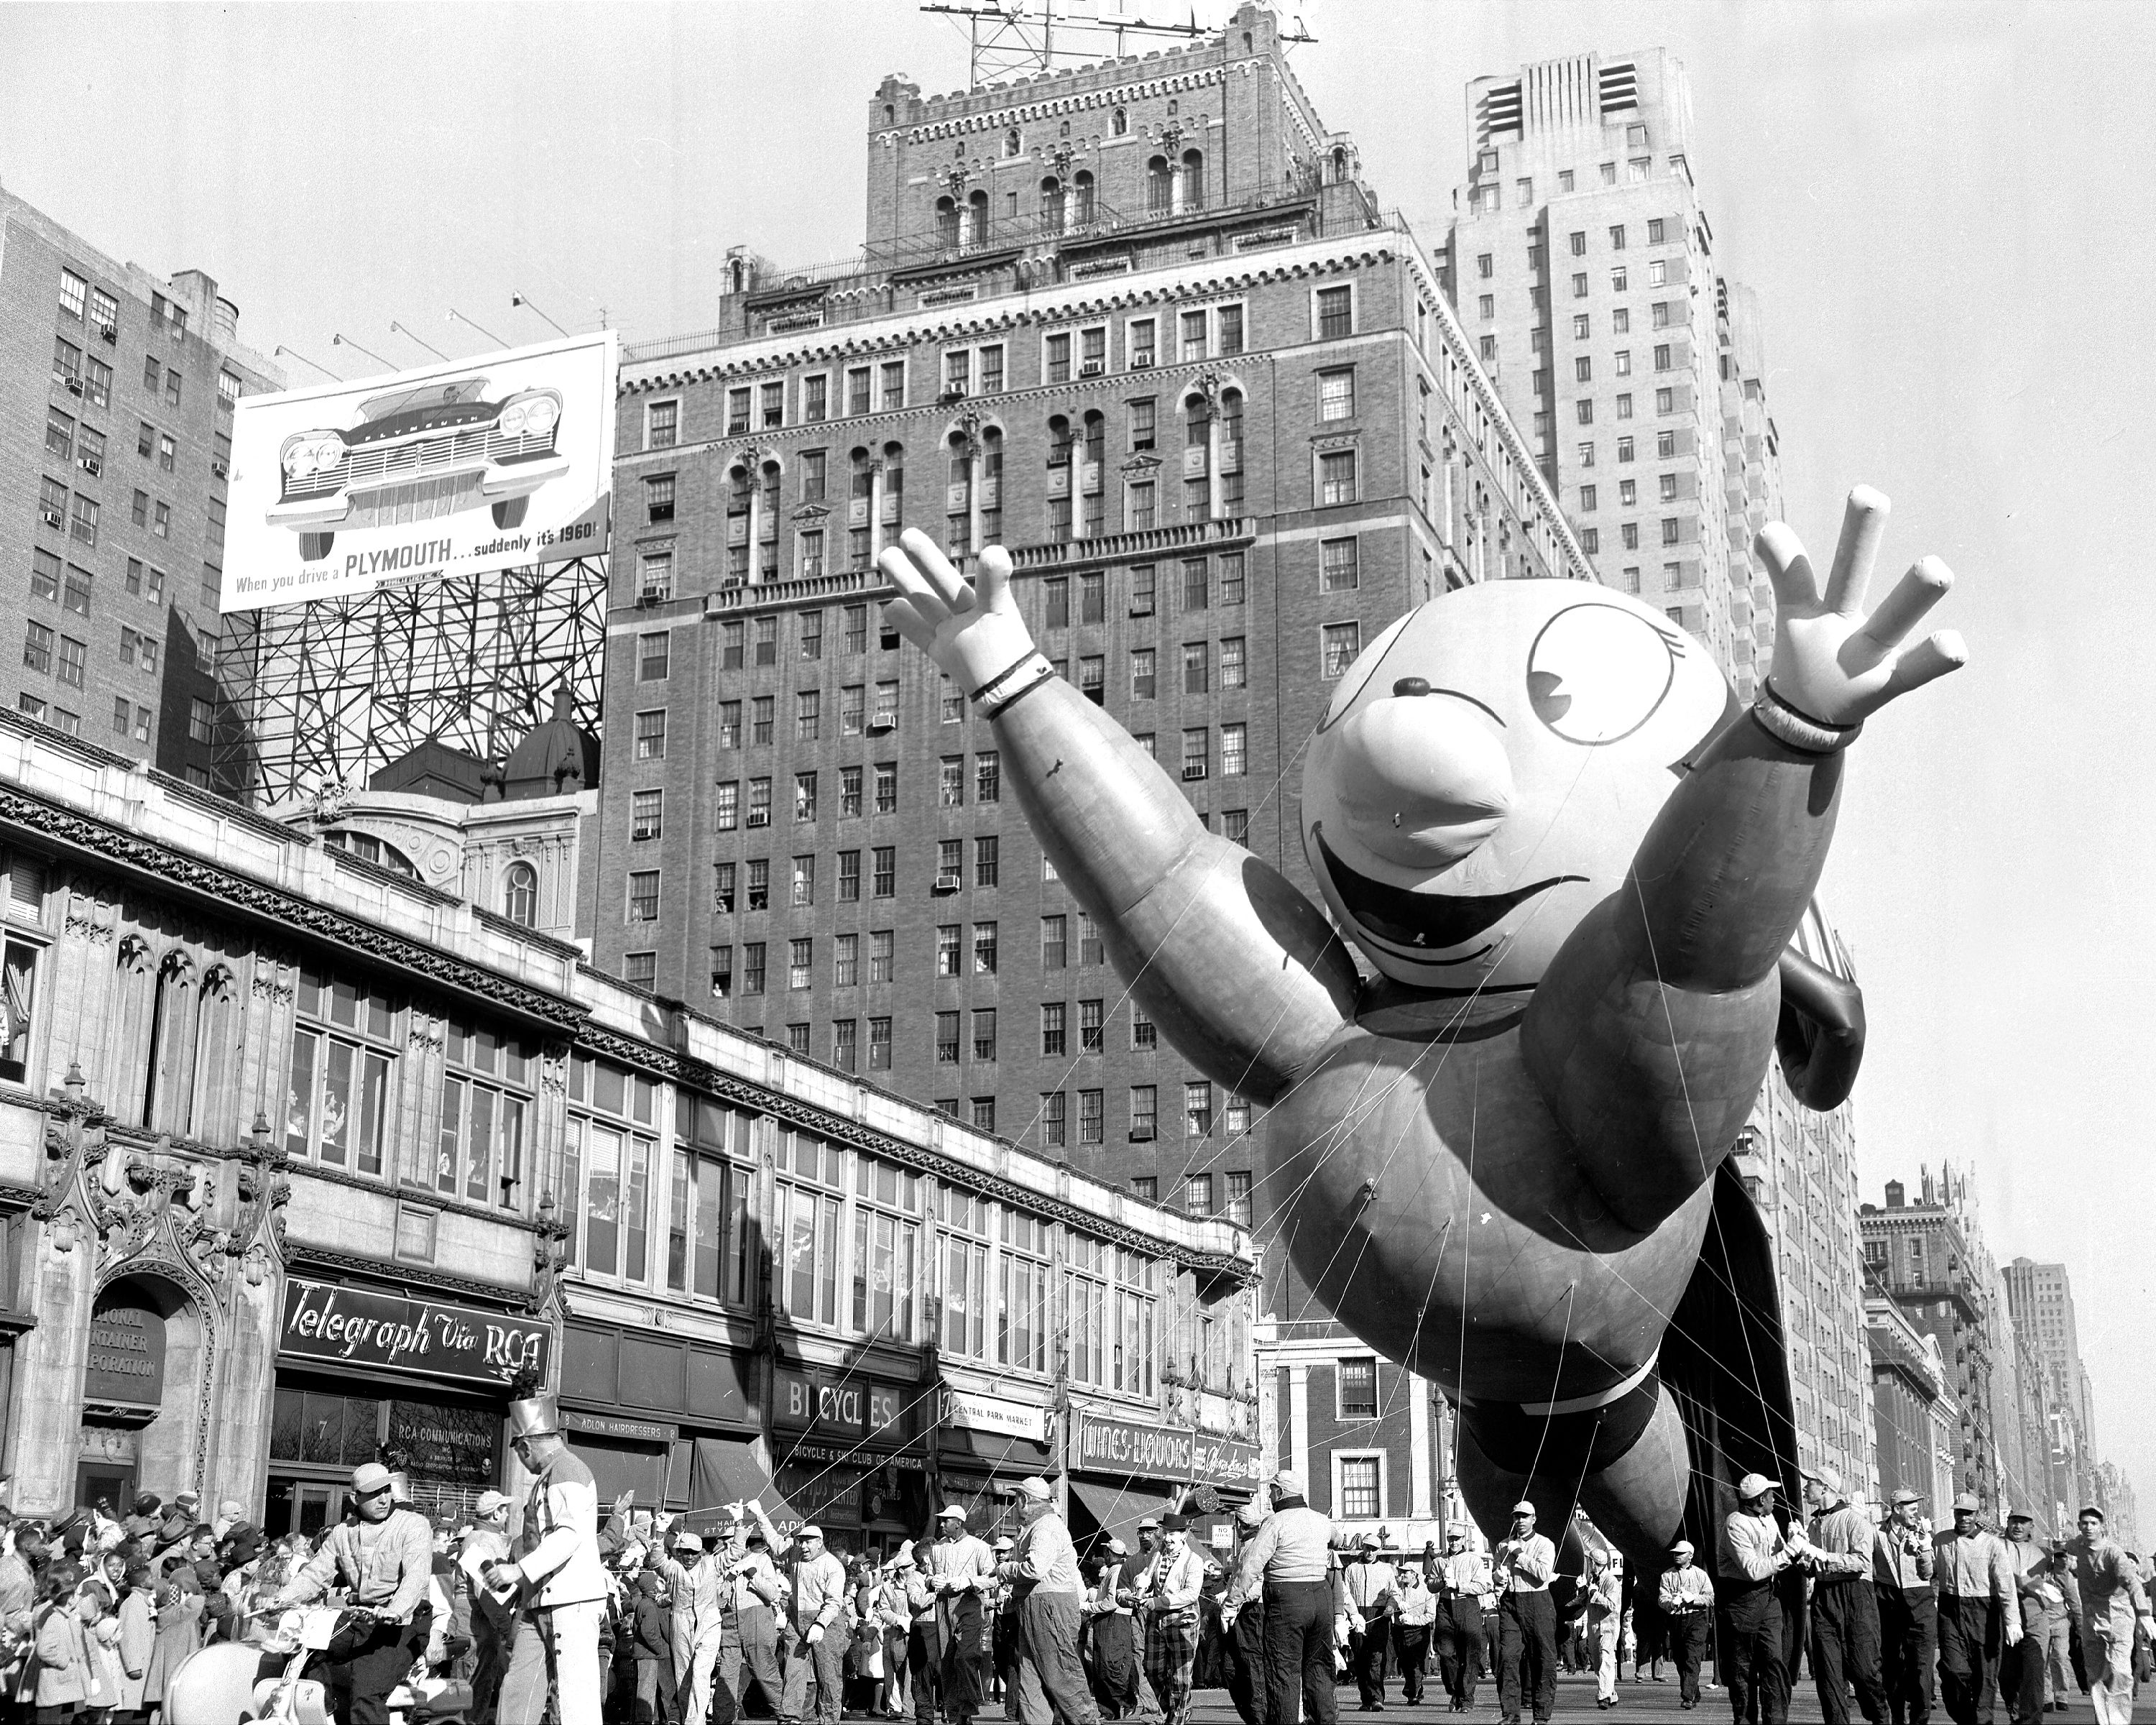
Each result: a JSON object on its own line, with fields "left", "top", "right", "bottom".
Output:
{"left": 211, "top": 330, "right": 618, "bottom": 806}
{"left": 212, "top": 556, "right": 608, "bottom": 806}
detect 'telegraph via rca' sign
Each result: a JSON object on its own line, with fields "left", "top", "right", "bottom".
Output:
{"left": 1077, "top": 1410, "right": 1259, "bottom": 1485}
{"left": 280, "top": 1276, "right": 548, "bottom": 1388}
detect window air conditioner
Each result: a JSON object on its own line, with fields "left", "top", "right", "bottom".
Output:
{"left": 867, "top": 714, "right": 896, "bottom": 735}
{"left": 79, "top": 456, "right": 100, "bottom": 477}
{"left": 934, "top": 873, "right": 962, "bottom": 894}
{"left": 65, "top": 379, "right": 84, "bottom": 396}
{"left": 98, "top": 325, "right": 117, "bottom": 344}
{"left": 40, "top": 509, "right": 63, "bottom": 529}
{"left": 1132, "top": 354, "right": 1156, "bottom": 369}
{"left": 1080, "top": 362, "right": 1104, "bottom": 377}
{"left": 1181, "top": 763, "right": 1208, "bottom": 781}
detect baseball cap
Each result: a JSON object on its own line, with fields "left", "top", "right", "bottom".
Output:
{"left": 476, "top": 1490, "right": 512, "bottom": 1517}
{"left": 1806, "top": 1466, "right": 1843, "bottom": 1496}
{"left": 1511, "top": 1500, "right": 1537, "bottom": 1516}
{"left": 1271, "top": 1469, "right": 1306, "bottom": 1496}
{"left": 673, "top": 1530, "right": 704, "bottom": 1552}
{"left": 1234, "top": 1501, "right": 1266, "bottom": 1529}
{"left": 1358, "top": 1531, "right": 1381, "bottom": 1547}
{"left": 1736, "top": 1473, "right": 1775, "bottom": 1501}
{"left": 1012, "top": 1476, "right": 1052, "bottom": 1504}
{"left": 2081, "top": 1506, "right": 2106, "bottom": 1521}
{"left": 1107, "top": 1537, "right": 1128, "bottom": 1555}
{"left": 1670, "top": 1539, "right": 1695, "bottom": 1557}
{"left": 1892, "top": 1489, "right": 1922, "bottom": 1506}
{"left": 1952, "top": 1492, "right": 1980, "bottom": 1513}
{"left": 216, "top": 1500, "right": 245, "bottom": 1520}
{"left": 1138, "top": 1517, "right": 1161, "bottom": 1531}
{"left": 994, "top": 1535, "right": 1014, "bottom": 1552}
{"left": 175, "top": 1490, "right": 201, "bottom": 1506}
{"left": 2007, "top": 1513, "right": 2034, "bottom": 1526}
{"left": 937, "top": 1504, "right": 969, "bottom": 1521}
{"left": 798, "top": 1524, "right": 826, "bottom": 1541}
{"left": 1445, "top": 1527, "right": 1465, "bottom": 1542}
{"left": 351, "top": 1463, "right": 395, "bottom": 1496}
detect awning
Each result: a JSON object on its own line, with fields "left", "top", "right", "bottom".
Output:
{"left": 1069, "top": 1476, "right": 1177, "bottom": 1559}
{"left": 683, "top": 1435, "right": 802, "bottom": 1535}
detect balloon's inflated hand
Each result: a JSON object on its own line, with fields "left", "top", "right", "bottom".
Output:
{"left": 1758, "top": 486, "right": 1967, "bottom": 734}
{"left": 878, "top": 531, "right": 1045, "bottom": 709}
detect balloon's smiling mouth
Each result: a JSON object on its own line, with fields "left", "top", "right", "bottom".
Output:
{"left": 1313, "top": 825, "right": 1585, "bottom": 960}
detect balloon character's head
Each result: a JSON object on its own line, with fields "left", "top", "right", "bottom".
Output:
{"left": 1302, "top": 582, "right": 1736, "bottom": 1006}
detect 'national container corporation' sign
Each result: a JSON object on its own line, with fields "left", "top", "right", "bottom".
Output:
{"left": 1077, "top": 1411, "right": 1259, "bottom": 1486}
{"left": 281, "top": 1276, "right": 549, "bottom": 1389}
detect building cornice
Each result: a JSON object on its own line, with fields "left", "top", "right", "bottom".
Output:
{"left": 284, "top": 1243, "right": 532, "bottom": 1307}
{"left": 0, "top": 781, "right": 586, "bottom": 1034}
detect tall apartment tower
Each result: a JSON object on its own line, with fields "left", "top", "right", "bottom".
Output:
{"left": 599, "top": 3, "right": 1591, "bottom": 1532}
{"left": 2004, "top": 1258, "right": 2096, "bottom": 1517}
{"left": 1, "top": 184, "right": 281, "bottom": 788}
{"left": 1447, "top": 49, "right": 1866, "bottom": 1501}
{"left": 1450, "top": 49, "right": 1777, "bottom": 701}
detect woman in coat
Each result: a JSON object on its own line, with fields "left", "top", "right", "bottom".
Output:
{"left": 109, "top": 1565, "right": 155, "bottom": 1723}
{"left": 32, "top": 1578, "right": 114, "bottom": 1724}
{"left": 136, "top": 1566, "right": 204, "bottom": 1719}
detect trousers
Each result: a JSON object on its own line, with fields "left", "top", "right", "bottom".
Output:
{"left": 1938, "top": 1596, "right": 2002, "bottom": 1725}
{"left": 1222, "top": 1604, "right": 1265, "bottom": 1725}
{"left": 1260, "top": 1581, "right": 1337, "bottom": 1725}
{"left": 1667, "top": 1611, "right": 1710, "bottom": 1706}
{"left": 1351, "top": 1614, "right": 1392, "bottom": 1707}
{"left": 719, "top": 1606, "right": 788, "bottom": 1721}
{"left": 1437, "top": 1598, "right": 1484, "bottom": 1706}
{"left": 780, "top": 1629, "right": 844, "bottom": 1725}
{"left": 324, "top": 1606, "right": 433, "bottom": 1725}
{"left": 1497, "top": 1591, "right": 1557, "bottom": 1724}
{"left": 1723, "top": 1582, "right": 1789, "bottom": 1725}
{"left": 1879, "top": 1586, "right": 1939, "bottom": 1725}
{"left": 499, "top": 1599, "right": 604, "bottom": 1725}
{"left": 1812, "top": 1577, "right": 1889, "bottom": 1725}
{"left": 1585, "top": 1614, "right": 1618, "bottom": 1704}
{"left": 1393, "top": 1623, "right": 1431, "bottom": 1705}
{"left": 1015, "top": 1591, "right": 1099, "bottom": 1725}
{"left": 2001, "top": 1600, "right": 2051, "bottom": 1725}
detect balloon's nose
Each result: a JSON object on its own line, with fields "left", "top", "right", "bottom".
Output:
{"left": 1335, "top": 689, "right": 1514, "bottom": 870}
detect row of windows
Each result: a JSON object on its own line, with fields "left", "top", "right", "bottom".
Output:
{"left": 1465, "top": 151, "right": 1685, "bottom": 213}
{"left": 642, "top": 288, "right": 1354, "bottom": 449}
{"left": 1532, "top": 387, "right": 1685, "bottom": 441}
{"left": 1473, "top": 216, "right": 1676, "bottom": 284}
{"left": 42, "top": 410, "right": 199, "bottom": 479}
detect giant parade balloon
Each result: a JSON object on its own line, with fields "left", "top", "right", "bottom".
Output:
{"left": 879, "top": 487, "right": 1963, "bottom": 1562}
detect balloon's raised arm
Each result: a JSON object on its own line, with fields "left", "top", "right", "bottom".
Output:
{"left": 880, "top": 531, "right": 1358, "bottom": 1102}
{"left": 1521, "top": 488, "right": 1967, "bottom": 1232}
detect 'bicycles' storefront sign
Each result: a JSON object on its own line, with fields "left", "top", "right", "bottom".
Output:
{"left": 1077, "top": 1409, "right": 1259, "bottom": 1487}
{"left": 280, "top": 1276, "right": 548, "bottom": 1388}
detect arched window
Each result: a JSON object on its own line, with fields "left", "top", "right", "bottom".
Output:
{"left": 1181, "top": 150, "right": 1204, "bottom": 211}
{"left": 1332, "top": 145, "right": 1350, "bottom": 185}
{"left": 936, "top": 196, "right": 960, "bottom": 250}
{"left": 1059, "top": 120, "right": 1069, "bottom": 138}
{"left": 1004, "top": 126, "right": 1021, "bottom": 157}
{"left": 1168, "top": 98, "right": 1179, "bottom": 116}
{"left": 1112, "top": 108, "right": 1128, "bottom": 136}
{"left": 189, "top": 963, "right": 238, "bottom": 1143}
{"left": 1041, "top": 177, "right": 1067, "bottom": 234}
{"left": 143, "top": 949, "right": 198, "bottom": 1134}
{"left": 967, "top": 189, "right": 990, "bottom": 247}
{"left": 726, "top": 256, "right": 747, "bottom": 294}
{"left": 1081, "top": 409, "right": 1105, "bottom": 469}
{"left": 1072, "top": 170, "right": 1095, "bottom": 224}
{"left": 1146, "top": 156, "right": 1173, "bottom": 215}
{"left": 323, "top": 829, "right": 418, "bottom": 878}
{"left": 882, "top": 441, "right": 904, "bottom": 529}
{"left": 728, "top": 465, "right": 752, "bottom": 512}
{"left": 505, "top": 861, "right": 538, "bottom": 928}
{"left": 884, "top": 104, "right": 895, "bottom": 126}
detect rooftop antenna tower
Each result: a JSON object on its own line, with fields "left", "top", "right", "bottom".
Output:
{"left": 920, "top": 0, "right": 1312, "bottom": 88}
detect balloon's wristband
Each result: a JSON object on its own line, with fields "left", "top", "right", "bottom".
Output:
{"left": 1753, "top": 681, "right": 1862, "bottom": 755}
{"left": 973, "top": 652, "right": 1054, "bottom": 722}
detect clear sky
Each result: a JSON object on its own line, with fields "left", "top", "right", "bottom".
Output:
{"left": 4, "top": 1, "right": 2148, "bottom": 1512}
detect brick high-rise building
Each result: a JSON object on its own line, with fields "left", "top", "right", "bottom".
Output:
{"left": 1448, "top": 49, "right": 1777, "bottom": 701}
{"left": 599, "top": 5, "right": 1591, "bottom": 1531}
{"left": 1, "top": 183, "right": 280, "bottom": 789}
{"left": 2004, "top": 1256, "right": 2099, "bottom": 1524}
{"left": 1860, "top": 1167, "right": 2004, "bottom": 1513}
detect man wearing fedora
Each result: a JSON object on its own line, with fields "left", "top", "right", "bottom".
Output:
{"left": 490, "top": 1386, "right": 611, "bottom": 1725}
{"left": 270, "top": 1460, "right": 437, "bottom": 1725}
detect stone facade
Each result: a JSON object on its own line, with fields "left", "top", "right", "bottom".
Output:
{"left": 0, "top": 712, "right": 1253, "bottom": 1542}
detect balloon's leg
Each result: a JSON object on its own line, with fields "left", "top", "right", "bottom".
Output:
{"left": 1453, "top": 1376, "right": 1690, "bottom": 1568}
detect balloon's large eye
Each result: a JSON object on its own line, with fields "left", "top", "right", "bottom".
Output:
{"left": 1319, "top": 613, "right": 1415, "bottom": 732}
{"left": 1526, "top": 604, "right": 1679, "bottom": 745}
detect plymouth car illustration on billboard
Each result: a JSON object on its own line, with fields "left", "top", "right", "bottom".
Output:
{"left": 221, "top": 331, "right": 615, "bottom": 612}
{"left": 270, "top": 376, "right": 570, "bottom": 562}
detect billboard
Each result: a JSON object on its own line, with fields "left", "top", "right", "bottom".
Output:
{"left": 221, "top": 330, "right": 617, "bottom": 612}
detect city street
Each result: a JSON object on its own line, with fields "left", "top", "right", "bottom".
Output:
{"left": 1166, "top": 1677, "right": 1844, "bottom": 1725}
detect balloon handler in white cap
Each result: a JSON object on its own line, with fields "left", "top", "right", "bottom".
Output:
{"left": 1802, "top": 1465, "right": 1887, "bottom": 1725}
{"left": 1222, "top": 1471, "right": 1345, "bottom": 1725}
{"left": 265, "top": 1460, "right": 436, "bottom": 1725}
{"left": 919, "top": 1501, "right": 996, "bottom": 1725}
{"left": 1490, "top": 1499, "right": 1558, "bottom": 1725}
{"left": 994, "top": 1477, "right": 1100, "bottom": 1725}
{"left": 1718, "top": 1473, "right": 1820, "bottom": 1725}
{"left": 487, "top": 1376, "right": 611, "bottom": 1725}
{"left": 1655, "top": 1539, "right": 1714, "bottom": 1710}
